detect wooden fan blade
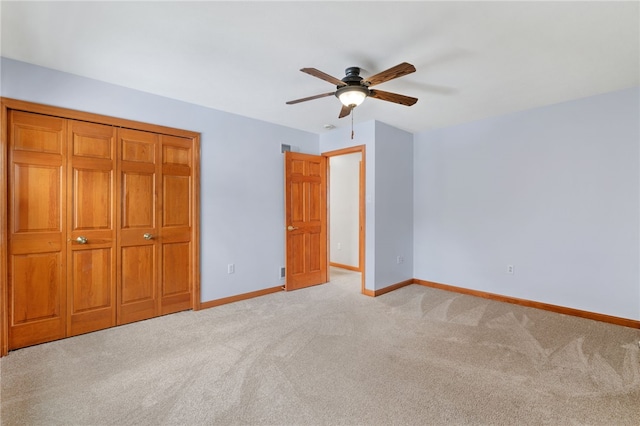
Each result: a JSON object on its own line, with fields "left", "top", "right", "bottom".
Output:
{"left": 338, "top": 104, "right": 353, "bottom": 118}
{"left": 286, "top": 92, "right": 335, "bottom": 105}
{"left": 369, "top": 89, "right": 418, "bottom": 106}
{"left": 364, "top": 62, "right": 416, "bottom": 87}
{"left": 301, "top": 68, "right": 347, "bottom": 87}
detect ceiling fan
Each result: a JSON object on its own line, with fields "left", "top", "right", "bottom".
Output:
{"left": 286, "top": 62, "right": 418, "bottom": 118}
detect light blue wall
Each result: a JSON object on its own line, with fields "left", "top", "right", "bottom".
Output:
{"left": 374, "top": 122, "right": 414, "bottom": 288}
{"left": 414, "top": 87, "right": 640, "bottom": 320}
{"left": 1, "top": 57, "right": 319, "bottom": 302}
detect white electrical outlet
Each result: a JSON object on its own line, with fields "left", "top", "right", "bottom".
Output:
{"left": 337, "top": 242, "right": 342, "bottom": 250}
{"left": 507, "top": 265, "right": 514, "bottom": 274}
{"left": 397, "top": 256, "right": 404, "bottom": 264}
{"left": 228, "top": 263, "right": 235, "bottom": 274}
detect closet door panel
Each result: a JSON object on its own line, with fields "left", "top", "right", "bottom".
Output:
{"left": 7, "top": 111, "right": 67, "bottom": 349}
{"left": 159, "top": 135, "right": 193, "bottom": 315}
{"left": 121, "top": 172, "right": 155, "bottom": 228}
{"left": 119, "top": 244, "right": 156, "bottom": 323}
{"left": 12, "top": 161, "right": 62, "bottom": 232}
{"left": 161, "top": 242, "right": 191, "bottom": 314}
{"left": 9, "top": 252, "right": 64, "bottom": 348}
{"left": 69, "top": 248, "right": 113, "bottom": 334}
{"left": 163, "top": 175, "right": 190, "bottom": 227}
{"left": 67, "top": 121, "right": 116, "bottom": 336}
{"left": 117, "top": 129, "right": 160, "bottom": 325}
{"left": 11, "top": 111, "right": 63, "bottom": 154}
{"left": 73, "top": 169, "right": 112, "bottom": 228}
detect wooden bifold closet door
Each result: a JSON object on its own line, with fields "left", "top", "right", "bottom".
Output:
{"left": 67, "top": 120, "right": 118, "bottom": 337}
{"left": 7, "top": 111, "right": 69, "bottom": 349}
{"left": 117, "top": 129, "right": 194, "bottom": 325}
{"left": 3, "top": 102, "right": 199, "bottom": 352}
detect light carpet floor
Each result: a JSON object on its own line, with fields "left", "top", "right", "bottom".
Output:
{"left": 1, "top": 268, "right": 639, "bottom": 425}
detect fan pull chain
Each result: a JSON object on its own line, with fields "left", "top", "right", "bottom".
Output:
{"left": 351, "top": 107, "right": 355, "bottom": 140}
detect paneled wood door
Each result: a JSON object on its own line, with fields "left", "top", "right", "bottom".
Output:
{"left": 67, "top": 120, "right": 117, "bottom": 336}
{"left": 7, "top": 111, "right": 68, "bottom": 349}
{"left": 284, "top": 151, "right": 328, "bottom": 290}
{"left": 117, "top": 128, "right": 160, "bottom": 325}
{"left": 159, "top": 135, "right": 193, "bottom": 315}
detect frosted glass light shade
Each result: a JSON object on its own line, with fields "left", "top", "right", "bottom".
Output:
{"left": 337, "top": 87, "right": 367, "bottom": 107}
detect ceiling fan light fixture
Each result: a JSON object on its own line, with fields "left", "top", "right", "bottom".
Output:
{"left": 287, "top": 63, "right": 417, "bottom": 118}
{"left": 336, "top": 86, "right": 368, "bottom": 107}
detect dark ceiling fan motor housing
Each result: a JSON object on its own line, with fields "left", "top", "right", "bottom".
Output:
{"left": 343, "top": 67, "right": 363, "bottom": 82}
{"left": 335, "top": 67, "right": 370, "bottom": 101}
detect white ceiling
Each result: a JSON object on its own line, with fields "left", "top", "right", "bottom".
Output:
{"left": 1, "top": 1, "right": 638, "bottom": 134}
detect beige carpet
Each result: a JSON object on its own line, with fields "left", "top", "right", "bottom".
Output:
{"left": 2, "top": 268, "right": 639, "bottom": 425}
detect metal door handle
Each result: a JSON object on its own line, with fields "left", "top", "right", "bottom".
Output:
{"left": 287, "top": 226, "right": 298, "bottom": 231}
{"left": 143, "top": 233, "right": 154, "bottom": 240}
{"left": 76, "top": 236, "right": 88, "bottom": 244}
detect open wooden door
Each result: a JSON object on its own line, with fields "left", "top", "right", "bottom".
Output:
{"left": 284, "top": 151, "right": 327, "bottom": 290}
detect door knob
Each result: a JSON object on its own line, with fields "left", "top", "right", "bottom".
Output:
{"left": 287, "top": 225, "right": 298, "bottom": 231}
{"left": 76, "top": 236, "right": 88, "bottom": 244}
{"left": 143, "top": 233, "right": 154, "bottom": 240}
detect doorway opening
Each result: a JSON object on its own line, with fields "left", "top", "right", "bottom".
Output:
{"left": 323, "top": 145, "right": 365, "bottom": 294}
